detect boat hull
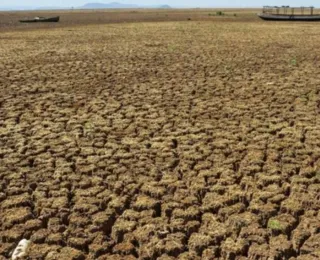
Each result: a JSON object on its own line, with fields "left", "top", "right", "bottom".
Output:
{"left": 20, "top": 16, "right": 60, "bottom": 23}
{"left": 258, "top": 13, "right": 320, "bottom": 21}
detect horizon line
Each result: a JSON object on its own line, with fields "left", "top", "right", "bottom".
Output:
{"left": 0, "top": 6, "right": 272, "bottom": 10}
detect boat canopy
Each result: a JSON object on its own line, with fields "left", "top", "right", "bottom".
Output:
{"left": 262, "top": 6, "right": 315, "bottom": 15}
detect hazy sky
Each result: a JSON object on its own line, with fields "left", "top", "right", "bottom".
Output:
{"left": 1, "top": 0, "right": 319, "bottom": 8}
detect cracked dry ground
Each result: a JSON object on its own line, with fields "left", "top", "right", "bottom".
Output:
{"left": 0, "top": 20, "right": 320, "bottom": 260}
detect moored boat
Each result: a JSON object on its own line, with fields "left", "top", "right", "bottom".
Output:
{"left": 258, "top": 6, "right": 320, "bottom": 21}
{"left": 20, "top": 16, "right": 60, "bottom": 23}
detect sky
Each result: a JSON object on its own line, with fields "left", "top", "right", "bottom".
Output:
{"left": 0, "top": 0, "right": 319, "bottom": 8}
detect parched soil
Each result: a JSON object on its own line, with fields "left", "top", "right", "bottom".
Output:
{"left": 1, "top": 11, "right": 320, "bottom": 259}
{"left": 0, "top": 9, "right": 258, "bottom": 31}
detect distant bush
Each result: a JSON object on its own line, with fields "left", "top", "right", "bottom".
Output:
{"left": 216, "top": 11, "right": 224, "bottom": 16}
{"left": 208, "top": 11, "right": 225, "bottom": 16}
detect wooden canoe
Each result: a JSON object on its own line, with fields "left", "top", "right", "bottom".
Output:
{"left": 20, "top": 16, "right": 60, "bottom": 23}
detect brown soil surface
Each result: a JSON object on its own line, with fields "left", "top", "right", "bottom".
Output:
{"left": 0, "top": 9, "right": 258, "bottom": 31}
{"left": 1, "top": 9, "right": 320, "bottom": 259}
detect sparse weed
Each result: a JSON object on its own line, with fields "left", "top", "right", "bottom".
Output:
{"left": 267, "top": 219, "right": 282, "bottom": 231}
{"left": 290, "top": 57, "right": 297, "bottom": 66}
{"left": 167, "top": 44, "right": 177, "bottom": 52}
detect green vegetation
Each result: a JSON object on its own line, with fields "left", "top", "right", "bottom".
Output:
{"left": 167, "top": 44, "right": 177, "bottom": 52}
{"left": 290, "top": 57, "right": 297, "bottom": 66}
{"left": 267, "top": 219, "right": 282, "bottom": 231}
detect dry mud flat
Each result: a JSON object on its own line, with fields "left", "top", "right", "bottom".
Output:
{"left": 0, "top": 9, "right": 255, "bottom": 31}
{"left": 0, "top": 19, "right": 320, "bottom": 259}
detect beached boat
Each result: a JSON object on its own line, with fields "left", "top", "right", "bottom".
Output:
{"left": 258, "top": 6, "right": 320, "bottom": 21}
{"left": 20, "top": 16, "right": 60, "bottom": 23}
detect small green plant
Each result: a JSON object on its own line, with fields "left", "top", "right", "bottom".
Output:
{"left": 290, "top": 58, "right": 297, "bottom": 66}
{"left": 216, "top": 11, "right": 224, "bottom": 16}
{"left": 267, "top": 219, "right": 282, "bottom": 231}
{"left": 168, "top": 44, "right": 177, "bottom": 52}
{"left": 234, "top": 13, "right": 237, "bottom": 17}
